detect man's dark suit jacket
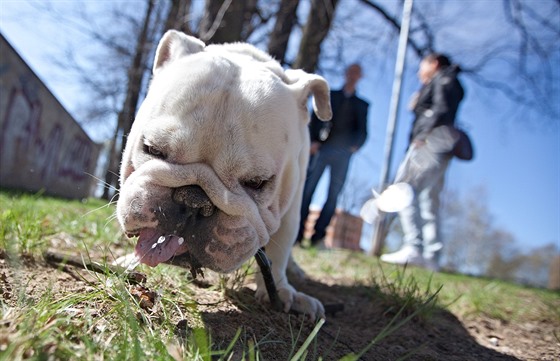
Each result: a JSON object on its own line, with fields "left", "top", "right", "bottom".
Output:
{"left": 309, "top": 89, "right": 368, "bottom": 151}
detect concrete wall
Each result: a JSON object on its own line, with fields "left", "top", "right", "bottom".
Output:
{"left": 0, "top": 33, "right": 101, "bottom": 199}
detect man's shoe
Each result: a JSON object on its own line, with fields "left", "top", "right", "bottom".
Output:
{"left": 380, "top": 246, "right": 423, "bottom": 266}
{"left": 310, "top": 237, "right": 328, "bottom": 250}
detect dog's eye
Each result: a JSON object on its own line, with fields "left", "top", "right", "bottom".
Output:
{"left": 143, "top": 144, "right": 166, "bottom": 159}
{"left": 243, "top": 178, "right": 267, "bottom": 190}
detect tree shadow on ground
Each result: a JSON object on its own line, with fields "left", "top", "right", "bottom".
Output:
{"left": 198, "top": 276, "right": 520, "bottom": 361}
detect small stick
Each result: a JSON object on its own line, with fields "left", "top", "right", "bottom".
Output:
{"left": 254, "top": 248, "right": 345, "bottom": 317}
{"left": 45, "top": 249, "right": 344, "bottom": 316}
{"left": 254, "top": 248, "right": 284, "bottom": 312}
{"left": 324, "top": 303, "right": 344, "bottom": 316}
{"left": 43, "top": 250, "right": 146, "bottom": 284}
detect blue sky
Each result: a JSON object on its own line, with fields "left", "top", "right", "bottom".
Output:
{"left": 1, "top": 0, "right": 558, "bottom": 254}
{"left": 313, "top": 60, "right": 560, "bottom": 253}
{"left": 313, "top": 0, "right": 560, "bottom": 253}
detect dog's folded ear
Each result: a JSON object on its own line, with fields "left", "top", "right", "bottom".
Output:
{"left": 153, "top": 30, "right": 206, "bottom": 73}
{"left": 284, "top": 69, "right": 332, "bottom": 122}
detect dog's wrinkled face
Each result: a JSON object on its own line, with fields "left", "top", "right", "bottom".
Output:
{"left": 116, "top": 32, "right": 331, "bottom": 274}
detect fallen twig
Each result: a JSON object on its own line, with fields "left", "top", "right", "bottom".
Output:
{"left": 43, "top": 249, "right": 147, "bottom": 284}
{"left": 254, "top": 248, "right": 284, "bottom": 312}
{"left": 254, "top": 248, "right": 345, "bottom": 317}
{"left": 44, "top": 249, "right": 344, "bottom": 317}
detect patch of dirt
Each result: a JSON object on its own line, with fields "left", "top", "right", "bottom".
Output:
{"left": 0, "top": 252, "right": 99, "bottom": 306}
{"left": 1, "top": 251, "right": 558, "bottom": 360}
{"left": 191, "top": 276, "right": 558, "bottom": 361}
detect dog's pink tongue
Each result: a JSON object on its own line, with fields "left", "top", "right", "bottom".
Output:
{"left": 135, "top": 229, "right": 186, "bottom": 267}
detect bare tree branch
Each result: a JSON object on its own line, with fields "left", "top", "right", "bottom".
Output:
{"left": 199, "top": 0, "right": 234, "bottom": 43}
{"left": 268, "top": 0, "right": 300, "bottom": 64}
{"left": 103, "top": 0, "right": 158, "bottom": 199}
{"left": 355, "top": 0, "right": 559, "bottom": 121}
{"left": 293, "top": 0, "right": 340, "bottom": 73}
{"left": 164, "top": 0, "right": 194, "bottom": 34}
{"left": 356, "top": 0, "right": 423, "bottom": 57}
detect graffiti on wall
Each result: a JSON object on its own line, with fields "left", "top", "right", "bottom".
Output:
{"left": 0, "top": 62, "right": 99, "bottom": 198}
{"left": 58, "top": 135, "right": 95, "bottom": 182}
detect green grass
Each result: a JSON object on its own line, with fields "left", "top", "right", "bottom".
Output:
{"left": 292, "top": 246, "right": 559, "bottom": 324}
{"left": 0, "top": 190, "right": 120, "bottom": 256}
{"left": 1, "top": 190, "right": 558, "bottom": 360}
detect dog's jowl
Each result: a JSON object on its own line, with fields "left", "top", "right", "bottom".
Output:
{"left": 116, "top": 30, "right": 332, "bottom": 320}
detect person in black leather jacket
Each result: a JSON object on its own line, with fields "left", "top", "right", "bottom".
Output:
{"left": 409, "top": 60, "right": 464, "bottom": 144}
{"left": 380, "top": 53, "right": 464, "bottom": 271}
{"left": 296, "top": 64, "right": 369, "bottom": 247}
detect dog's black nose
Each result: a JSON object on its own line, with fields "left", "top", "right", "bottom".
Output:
{"left": 172, "top": 185, "right": 215, "bottom": 217}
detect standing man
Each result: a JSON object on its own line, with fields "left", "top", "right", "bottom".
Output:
{"left": 380, "top": 53, "right": 464, "bottom": 270}
{"left": 296, "top": 63, "right": 369, "bottom": 247}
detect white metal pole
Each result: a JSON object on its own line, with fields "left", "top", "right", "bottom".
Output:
{"left": 370, "top": 0, "right": 414, "bottom": 256}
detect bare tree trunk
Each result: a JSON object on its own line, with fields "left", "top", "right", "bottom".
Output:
{"left": 164, "top": 0, "right": 193, "bottom": 34}
{"left": 102, "top": 0, "right": 156, "bottom": 200}
{"left": 358, "top": 0, "right": 424, "bottom": 57}
{"left": 293, "top": 0, "right": 339, "bottom": 73}
{"left": 199, "top": 0, "right": 257, "bottom": 44}
{"left": 267, "top": 0, "right": 300, "bottom": 64}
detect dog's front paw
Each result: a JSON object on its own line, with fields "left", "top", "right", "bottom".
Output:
{"left": 256, "top": 284, "right": 325, "bottom": 321}
{"left": 279, "top": 286, "right": 325, "bottom": 322}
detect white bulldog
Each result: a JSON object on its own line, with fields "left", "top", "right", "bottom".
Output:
{"left": 116, "top": 30, "right": 331, "bottom": 320}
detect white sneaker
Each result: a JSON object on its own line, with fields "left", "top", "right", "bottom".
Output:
{"left": 380, "top": 246, "right": 424, "bottom": 266}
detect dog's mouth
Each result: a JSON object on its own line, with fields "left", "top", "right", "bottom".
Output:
{"left": 120, "top": 184, "right": 265, "bottom": 273}
{"left": 129, "top": 185, "right": 216, "bottom": 268}
{"left": 133, "top": 228, "right": 190, "bottom": 267}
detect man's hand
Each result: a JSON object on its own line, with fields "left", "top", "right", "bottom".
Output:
{"left": 413, "top": 139, "right": 426, "bottom": 148}
{"left": 310, "top": 141, "right": 321, "bottom": 155}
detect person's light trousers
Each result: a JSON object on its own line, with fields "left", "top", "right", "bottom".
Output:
{"left": 396, "top": 142, "right": 452, "bottom": 261}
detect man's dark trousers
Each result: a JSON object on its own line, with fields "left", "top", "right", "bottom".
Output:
{"left": 298, "top": 144, "right": 352, "bottom": 244}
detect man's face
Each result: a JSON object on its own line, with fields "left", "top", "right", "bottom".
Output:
{"left": 345, "top": 64, "right": 362, "bottom": 85}
{"left": 417, "top": 58, "right": 438, "bottom": 85}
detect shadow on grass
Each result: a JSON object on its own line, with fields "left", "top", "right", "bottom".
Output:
{"left": 198, "top": 276, "right": 520, "bottom": 361}
{"left": 2, "top": 249, "right": 522, "bottom": 361}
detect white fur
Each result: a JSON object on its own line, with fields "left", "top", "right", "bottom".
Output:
{"left": 117, "top": 30, "right": 331, "bottom": 320}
